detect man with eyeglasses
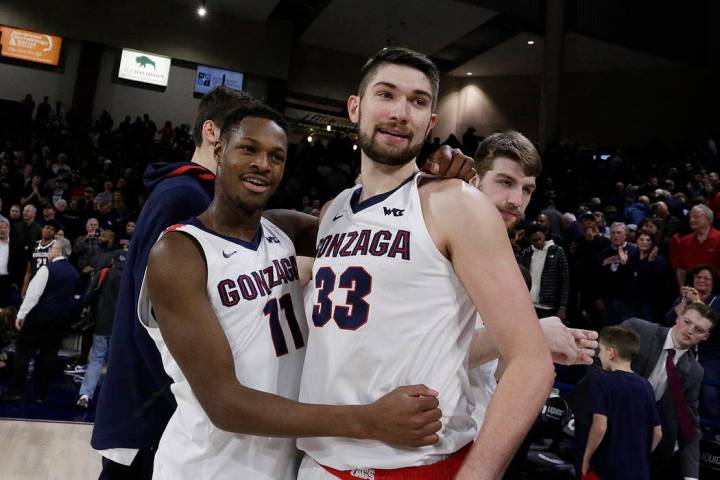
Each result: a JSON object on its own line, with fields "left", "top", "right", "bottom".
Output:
{"left": 621, "top": 302, "right": 716, "bottom": 480}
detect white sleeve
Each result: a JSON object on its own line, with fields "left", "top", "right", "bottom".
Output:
{"left": 18, "top": 266, "right": 49, "bottom": 319}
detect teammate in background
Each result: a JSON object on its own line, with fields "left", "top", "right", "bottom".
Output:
{"left": 142, "top": 103, "right": 442, "bottom": 479}
{"left": 582, "top": 326, "right": 662, "bottom": 480}
{"left": 22, "top": 220, "right": 59, "bottom": 295}
{"left": 297, "top": 47, "right": 554, "bottom": 480}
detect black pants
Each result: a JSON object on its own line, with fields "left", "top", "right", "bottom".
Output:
{"left": 98, "top": 447, "right": 156, "bottom": 480}
{"left": 0, "top": 275, "right": 12, "bottom": 306}
{"left": 9, "top": 312, "right": 67, "bottom": 399}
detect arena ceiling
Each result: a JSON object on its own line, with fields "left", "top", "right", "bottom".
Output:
{"left": 174, "top": 0, "right": 709, "bottom": 76}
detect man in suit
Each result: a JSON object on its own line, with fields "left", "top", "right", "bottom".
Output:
{"left": 621, "top": 303, "right": 715, "bottom": 480}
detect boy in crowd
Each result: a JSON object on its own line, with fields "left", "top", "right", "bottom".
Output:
{"left": 582, "top": 326, "right": 662, "bottom": 480}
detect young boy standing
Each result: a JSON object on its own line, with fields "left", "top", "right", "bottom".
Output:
{"left": 582, "top": 326, "right": 663, "bottom": 480}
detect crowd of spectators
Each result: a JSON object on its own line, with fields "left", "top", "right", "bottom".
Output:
{"left": 0, "top": 95, "right": 718, "bottom": 473}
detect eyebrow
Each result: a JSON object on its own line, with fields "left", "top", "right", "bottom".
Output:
{"left": 372, "top": 81, "right": 432, "bottom": 100}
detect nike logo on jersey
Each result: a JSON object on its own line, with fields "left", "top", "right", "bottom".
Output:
{"left": 383, "top": 207, "right": 405, "bottom": 217}
{"left": 223, "top": 250, "right": 239, "bottom": 258}
{"left": 332, "top": 214, "right": 343, "bottom": 221}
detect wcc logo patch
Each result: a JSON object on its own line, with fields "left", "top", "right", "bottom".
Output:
{"left": 383, "top": 207, "right": 404, "bottom": 217}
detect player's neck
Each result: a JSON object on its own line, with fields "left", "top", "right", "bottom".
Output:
{"left": 191, "top": 144, "right": 217, "bottom": 175}
{"left": 359, "top": 155, "right": 418, "bottom": 201}
{"left": 199, "top": 197, "right": 262, "bottom": 243}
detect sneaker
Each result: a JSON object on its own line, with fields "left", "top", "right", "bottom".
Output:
{"left": 77, "top": 394, "right": 90, "bottom": 408}
{"left": 64, "top": 365, "right": 87, "bottom": 375}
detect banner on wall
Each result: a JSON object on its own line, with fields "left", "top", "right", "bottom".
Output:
{"left": 0, "top": 26, "right": 63, "bottom": 66}
{"left": 118, "top": 48, "right": 171, "bottom": 87}
{"left": 194, "top": 65, "right": 244, "bottom": 95}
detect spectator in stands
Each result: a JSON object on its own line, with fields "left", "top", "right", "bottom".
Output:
{"left": 560, "top": 212, "right": 584, "bottom": 247}
{"left": 118, "top": 220, "right": 135, "bottom": 250}
{"left": 35, "top": 96, "right": 51, "bottom": 126}
{"left": 0, "top": 216, "right": 12, "bottom": 306}
{"left": 519, "top": 223, "right": 570, "bottom": 320}
{"left": 652, "top": 200, "right": 683, "bottom": 238}
{"left": 540, "top": 191, "right": 563, "bottom": 240}
{"left": 73, "top": 218, "right": 100, "bottom": 273}
{"left": 4, "top": 239, "right": 79, "bottom": 403}
{"left": 671, "top": 204, "right": 720, "bottom": 288}
{"left": 624, "top": 194, "right": 650, "bottom": 226}
{"left": 572, "top": 212, "right": 611, "bottom": 330}
{"left": 77, "top": 250, "right": 126, "bottom": 408}
{"left": 594, "top": 211, "right": 610, "bottom": 238}
{"left": 666, "top": 264, "right": 720, "bottom": 326}
{"left": 90, "top": 229, "right": 119, "bottom": 273}
{"left": 629, "top": 231, "right": 671, "bottom": 322}
{"left": 598, "top": 222, "right": 637, "bottom": 325}
{"left": 8, "top": 204, "right": 21, "bottom": 224}
{"left": 20, "top": 174, "right": 43, "bottom": 208}
{"left": 11, "top": 204, "right": 42, "bottom": 258}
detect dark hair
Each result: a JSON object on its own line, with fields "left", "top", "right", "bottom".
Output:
{"left": 474, "top": 131, "right": 542, "bottom": 178}
{"left": 218, "top": 103, "right": 289, "bottom": 144}
{"left": 525, "top": 223, "right": 548, "bottom": 238}
{"left": 358, "top": 47, "right": 440, "bottom": 110}
{"left": 686, "top": 302, "right": 717, "bottom": 330}
{"left": 192, "top": 87, "right": 256, "bottom": 148}
{"left": 600, "top": 326, "right": 640, "bottom": 361}
{"left": 685, "top": 263, "right": 719, "bottom": 293}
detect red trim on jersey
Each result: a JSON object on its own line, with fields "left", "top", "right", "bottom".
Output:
{"left": 162, "top": 223, "right": 186, "bottom": 234}
{"left": 167, "top": 164, "right": 215, "bottom": 182}
{"left": 318, "top": 442, "right": 472, "bottom": 480}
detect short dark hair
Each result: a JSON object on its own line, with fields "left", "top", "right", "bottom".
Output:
{"left": 218, "top": 103, "right": 289, "bottom": 144}
{"left": 525, "top": 223, "right": 548, "bottom": 238}
{"left": 192, "top": 87, "right": 256, "bottom": 148}
{"left": 600, "top": 326, "right": 640, "bottom": 361}
{"left": 686, "top": 302, "right": 717, "bottom": 330}
{"left": 474, "top": 131, "right": 542, "bottom": 178}
{"left": 358, "top": 47, "right": 440, "bottom": 110}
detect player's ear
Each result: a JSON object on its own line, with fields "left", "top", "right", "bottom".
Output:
{"left": 213, "top": 141, "right": 224, "bottom": 164}
{"left": 203, "top": 120, "right": 220, "bottom": 144}
{"left": 348, "top": 95, "right": 360, "bottom": 123}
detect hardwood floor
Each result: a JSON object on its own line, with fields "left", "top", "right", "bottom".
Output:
{"left": 0, "top": 419, "right": 101, "bottom": 480}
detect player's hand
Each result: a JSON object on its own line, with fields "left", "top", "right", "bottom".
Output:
{"left": 422, "top": 146, "right": 476, "bottom": 183}
{"left": 15, "top": 317, "right": 24, "bottom": 331}
{"left": 540, "top": 317, "right": 598, "bottom": 365}
{"left": 361, "top": 384, "right": 442, "bottom": 447}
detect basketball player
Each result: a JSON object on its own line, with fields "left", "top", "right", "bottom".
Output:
{"left": 297, "top": 47, "right": 555, "bottom": 479}
{"left": 22, "top": 220, "right": 59, "bottom": 294}
{"left": 140, "top": 103, "right": 444, "bottom": 479}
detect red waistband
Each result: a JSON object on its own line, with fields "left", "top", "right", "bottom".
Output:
{"left": 318, "top": 442, "right": 473, "bottom": 480}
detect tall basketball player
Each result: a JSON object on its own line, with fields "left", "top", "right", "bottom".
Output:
{"left": 297, "top": 47, "right": 555, "bottom": 480}
{"left": 140, "top": 103, "right": 444, "bottom": 479}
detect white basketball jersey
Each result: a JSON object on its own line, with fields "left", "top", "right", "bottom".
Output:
{"left": 298, "top": 173, "right": 478, "bottom": 469}
{"left": 138, "top": 217, "right": 306, "bottom": 480}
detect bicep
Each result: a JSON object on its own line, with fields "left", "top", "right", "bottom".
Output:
{"left": 438, "top": 185, "right": 546, "bottom": 361}
{"left": 146, "top": 234, "right": 238, "bottom": 416}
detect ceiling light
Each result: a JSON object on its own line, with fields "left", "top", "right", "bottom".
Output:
{"left": 197, "top": 1, "right": 207, "bottom": 17}
{"left": 466, "top": 72, "right": 472, "bottom": 76}
{"left": 326, "top": 125, "right": 331, "bottom": 131}
{"left": 352, "top": 144, "right": 358, "bottom": 151}
{"left": 527, "top": 40, "right": 535, "bottom": 45}
{"left": 307, "top": 135, "right": 313, "bottom": 143}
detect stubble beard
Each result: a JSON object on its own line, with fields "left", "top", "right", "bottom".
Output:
{"left": 357, "top": 113, "right": 427, "bottom": 167}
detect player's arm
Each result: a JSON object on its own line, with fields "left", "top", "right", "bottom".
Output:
{"left": 422, "top": 180, "right": 554, "bottom": 480}
{"left": 21, "top": 261, "right": 31, "bottom": 297}
{"left": 147, "top": 232, "right": 441, "bottom": 446}
{"left": 582, "top": 413, "right": 608, "bottom": 477}
{"left": 469, "top": 317, "right": 598, "bottom": 369}
{"left": 263, "top": 209, "right": 318, "bottom": 257}
{"left": 651, "top": 425, "right": 662, "bottom": 451}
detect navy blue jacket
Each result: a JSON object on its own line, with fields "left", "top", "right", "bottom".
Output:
{"left": 31, "top": 258, "right": 80, "bottom": 320}
{"left": 91, "top": 162, "right": 214, "bottom": 450}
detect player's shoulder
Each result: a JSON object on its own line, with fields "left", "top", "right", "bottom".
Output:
{"left": 418, "top": 177, "right": 495, "bottom": 217}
